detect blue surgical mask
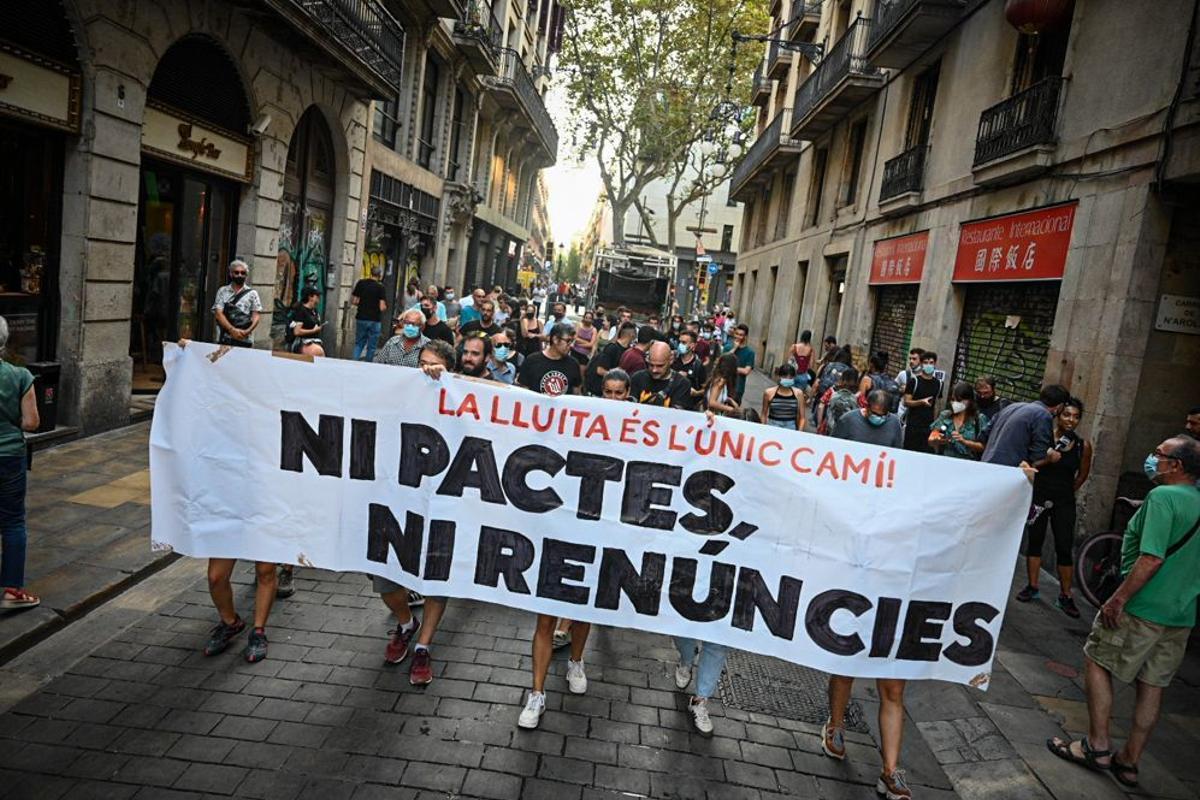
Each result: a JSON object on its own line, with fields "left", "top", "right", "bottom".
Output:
{"left": 677, "top": 343, "right": 688, "bottom": 355}
{"left": 922, "top": 364, "right": 936, "bottom": 376}
{"left": 780, "top": 378, "right": 795, "bottom": 388}
{"left": 494, "top": 345, "right": 511, "bottom": 361}
{"left": 1144, "top": 453, "right": 1159, "bottom": 481}
{"left": 402, "top": 323, "right": 420, "bottom": 339}
{"left": 867, "top": 413, "right": 888, "bottom": 427}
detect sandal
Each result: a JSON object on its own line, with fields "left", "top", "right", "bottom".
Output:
{"left": 1046, "top": 737, "right": 1111, "bottom": 772}
{"left": 1111, "top": 758, "right": 1139, "bottom": 787}
{"left": 1, "top": 588, "right": 40, "bottom": 609}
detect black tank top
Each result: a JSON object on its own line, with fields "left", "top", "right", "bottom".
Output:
{"left": 1034, "top": 430, "right": 1083, "bottom": 497}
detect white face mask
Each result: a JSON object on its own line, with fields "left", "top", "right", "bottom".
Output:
{"left": 951, "top": 400, "right": 968, "bottom": 414}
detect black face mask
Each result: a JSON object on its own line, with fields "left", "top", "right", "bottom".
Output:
{"left": 231, "top": 275, "right": 246, "bottom": 286}
{"left": 422, "top": 308, "right": 434, "bottom": 319}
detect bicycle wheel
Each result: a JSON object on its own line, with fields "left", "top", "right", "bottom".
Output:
{"left": 1075, "top": 531, "right": 1125, "bottom": 609}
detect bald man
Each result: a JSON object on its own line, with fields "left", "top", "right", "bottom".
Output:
{"left": 630, "top": 341, "right": 692, "bottom": 409}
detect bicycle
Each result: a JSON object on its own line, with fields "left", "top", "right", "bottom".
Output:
{"left": 1073, "top": 496, "right": 1143, "bottom": 609}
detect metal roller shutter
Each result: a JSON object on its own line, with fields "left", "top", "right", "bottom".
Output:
{"left": 869, "top": 284, "right": 919, "bottom": 373}
{"left": 951, "top": 281, "right": 1060, "bottom": 402}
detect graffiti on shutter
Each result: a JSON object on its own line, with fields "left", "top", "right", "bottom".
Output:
{"left": 951, "top": 282, "right": 1060, "bottom": 403}
{"left": 870, "top": 285, "right": 919, "bottom": 373}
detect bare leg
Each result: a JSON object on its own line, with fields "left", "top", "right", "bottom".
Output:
{"left": 1116, "top": 680, "right": 1163, "bottom": 766}
{"left": 1057, "top": 564, "right": 1073, "bottom": 594}
{"left": 380, "top": 589, "right": 413, "bottom": 625}
{"left": 207, "top": 558, "right": 238, "bottom": 624}
{"left": 827, "top": 675, "right": 854, "bottom": 728}
{"left": 252, "top": 562, "right": 277, "bottom": 629}
{"left": 415, "top": 598, "right": 447, "bottom": 646}
{"left": 568, "top": 622, "right": 591, "bottom": 662}
{"left": 877, "top": 679, "right": 907, "bottom": 774}
{"left": 555, "top": 618, "right": 572, "bottom": 634}
{"left": 532, "top": 613, "right": 557, "bottom": 692}
{"left": 1083, "top": 656, "right": 1115, "bottom": 759}
{"left": 1026, "top": 555, "right": 1042, "bottom": 588}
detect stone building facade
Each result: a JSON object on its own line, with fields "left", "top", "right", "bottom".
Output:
{"left": 729, "top": 0, "right": 1200, "bottom": 533}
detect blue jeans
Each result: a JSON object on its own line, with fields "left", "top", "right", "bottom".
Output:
{"left": 0, "top": 456, "right": 28, "bottom": 588}
{"left": 354, "top": 319, "right": 382, "bottom": 361}
{"left": 674, "top": 637, "right": 728, "bottom": 699}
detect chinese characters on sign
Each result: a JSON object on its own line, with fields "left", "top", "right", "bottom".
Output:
{"left": 869, "top": 231, "right": 928, "bottom": 285}
{"left": 953, "top": 202, "right": 1077, "bottom": 282}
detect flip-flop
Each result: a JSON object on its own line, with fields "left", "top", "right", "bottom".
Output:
{"left": 1046, "top": 737, "right": 1111, "bottom": 772}
{"left": 1111, "top": 758, "right": 1139, "bottom": 787}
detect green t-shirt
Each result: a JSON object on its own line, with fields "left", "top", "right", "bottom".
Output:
{"left": 0, "top": 361, "right": 34, "bottom": 457}
{"left": 1121, "top": 483, "right": 1200, "bottom": 628}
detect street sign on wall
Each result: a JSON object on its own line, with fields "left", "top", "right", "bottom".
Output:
{"left": 869, "top": 231, "right": 928, "bottom": 285}
{"left": 953, "top": 202, "right": 1077, "bottom": 283}
{"left": 1156, "top": 294, "right": 1200, "bottom": 335}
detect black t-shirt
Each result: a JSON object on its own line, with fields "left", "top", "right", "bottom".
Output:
{"left": 518, "top": 352, "right": 582, "bottom": 396}
{"left": 424, "top": 320, "right": 454, "bottom": 345}
{"left": 904, "top": 374, "right": 943, "bottom": 429}
{"left": 586, "top": 340, "right": 627, "bottom": 396}
{"left": 352, "top": 279, "right": 386, "bottom": 322}
{"left": 630, "top": 370, "right": 692, "bottom": 410}
{"left": 672, "top": 356, "right": 707, "bottom": 410}
{"left": 286, "top": 304, "right": 320, "bottom": 343}
{"left": 977, "top": 395, "right": 1009, "bottom": 422}
{"left": 461, "top": 320, "right": 502, "bottom": 340}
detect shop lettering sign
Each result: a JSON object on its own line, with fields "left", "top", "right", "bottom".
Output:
{"left": 869, "top": 231, "right": 928, "bottom": 285}
{"left": 142, "top": 101, "right": 253, "bottom": 183}
{"left": 177, "top": 123, "right": 222, "bottom": 160}
{"left": 0, "top": 46, "right": 80, "bottom": 133}
{"left": 953, "top": 202, "right": 1077, "bottom": 282}
{"left": 1155, "top": 294, "right": 1200, "bottom": 335}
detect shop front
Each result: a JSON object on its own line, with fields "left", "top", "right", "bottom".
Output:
{"left": 132, "top": 35, "right": 252, "bottom": 391}
{"left": 362, "top": 170, "right": 440, "bottom": 316}
{"left": 949, "top": 202, "right": 1077, "bottom": 402}
{"left": 867, "top": 230, "right": 926, "bottom": 372}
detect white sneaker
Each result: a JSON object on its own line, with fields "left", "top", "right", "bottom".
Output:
{"left": 566, "top": 660, "right": 588, "bottom": 694}
{"left": 674, "top": 661, "right": 693, "bottom": 690}
{"left": 518, "top": 691, "right": 546, "bottom": 729}
{"left": 689, "top": 697, "right": 714, "bottom": 736}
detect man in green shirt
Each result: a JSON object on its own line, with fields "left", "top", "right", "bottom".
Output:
{"left": 1049, "top": 436, "right": 1200, "bottom": 787}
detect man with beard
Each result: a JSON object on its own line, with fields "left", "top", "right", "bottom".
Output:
{"left": 460, "top": 298, "right": 502, "bottom": 342}
{"left": 630, "top": 341, "right": 691, "bottom": 410}
{"left": 420, "top": 296, "right": 454, "bottom": 345}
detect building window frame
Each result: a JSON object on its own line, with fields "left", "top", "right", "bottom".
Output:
{"left": 417, "top": 55, "right": 441, "bottom": 170}
{"left": 841, "top": 117, "right": 869, "bottom": 207}
{"left": 373, "top": 94, "right": 400, "bottom": 149}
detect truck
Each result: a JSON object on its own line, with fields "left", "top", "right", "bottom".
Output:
{"left": 586, "top": 243, "right": 676, "bottom": 319}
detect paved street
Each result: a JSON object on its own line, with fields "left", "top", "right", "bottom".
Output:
{"left": 0, "top": 406, "right": 1197, "bottom": 800}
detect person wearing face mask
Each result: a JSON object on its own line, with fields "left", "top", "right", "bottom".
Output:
{"left": 695, "top": 323, "right": 715, "bottom": 365}
{"left": 1016, "top": 397, "right": 1092, "bottom": 616}
{"left": 212, "top": 259, "right": 262, "bottom": 348}
{"left": 928, "top": 382, "right": 989, "bottom": 461}
{"left": 485, "top": 333, "right": 518, "bottom": 383}
{"left": 542, "top": 303, "right": 568, "bottom": 339}
{"left": 832, "top": 389, "right": 903, "bottom": 447}
{"left": 901, "top": 351, "right": 944, "bottom": 452}
{"left": 672, "top": 330, "right": 707, "bottom": 411}
{"left": 419, "top": 297, "right": 454, "bottom": 345}
{"left": 442, "top": 285, "right": 461, "bottom": 329}
{"left": 762, "top": 364, "right": 804, "bottom": 431}
{"left": 373, "top": 308, "right": 429, "bottom": 367}
{"left": 1048, "top": 437, "right": 1199, "bottom": 788}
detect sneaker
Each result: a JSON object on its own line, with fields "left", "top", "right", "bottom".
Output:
{"left": 407, "top": 591, "right": 425, "bottom": 608}
{"left": 566, "top": 660, "right": 587, "bottom": 694}
{"left": 0, "top": 588, "right": 40, "bottom": 609}
{"left": 518, "top": 691, "right": 546, "bottom": 729}
{"left": 821, "top": 718, "right": 846, "bottom": 760}
{"left": 674, "top": 660, "right": 693, "bottom": 690}
{"left": 552, "top": 629, "right": 572, "bottom": 650}
{"left": 688, "top": 697, "right": 714, "bottom": 737}
{"left": 1015, "top": 584, "right": 1040, "bottom": 602}
{"left": 385, "top": 618, "right": 421, "bottom": 664}
{"left": 409, "top": 648, "right": 433, "bottom": 686}
{"left": 275, "top": 567, "right": 295, "bottom": 599}
{"left": 877, "top": 768, "right": 912, "bottom": 800}
{"left": 243, "top": 629, "right": 268, "bottom": 663}
{"left": 1056, "top": 593, "right": 1081, "bottom": 618}
{"left": 202, "top": 616, "right": 246, "bottom": 656}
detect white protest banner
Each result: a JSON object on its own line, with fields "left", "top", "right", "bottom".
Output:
{"left": 150, "top": 342, "right": 1031, "bottom": 688}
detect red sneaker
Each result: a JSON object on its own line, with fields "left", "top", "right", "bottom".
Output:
{"left": 385, "top": 618, "right": 420, "bottom": 664}
{"left": 409, "top": 648, "right": 433, "bottom": 685}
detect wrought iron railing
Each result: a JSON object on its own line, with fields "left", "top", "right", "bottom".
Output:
{"left": 793, "top": 16, "right": 881, "bottom": 124}
{"left": 880, "top": 144, "right": 926, "bottom": 200}
{"left": 788, "top": 0, "right": 821, "bottom": 37}
{"left": 495, "top": 48, "right": 559, "bottom": 158}
{"left": 455, "top": 0, "right": 503, "bottom": 57}
{"left": 730, "top": 109, "right": 794, "bottom": 193}
{"left": 290, "top": 0, "right": 405, "bottom": 89}
{"left": 974, "top": 76, "right": 1062, "bottom": 166}
{"left": 869, "top": 0, "right": 965, "bottom": 51}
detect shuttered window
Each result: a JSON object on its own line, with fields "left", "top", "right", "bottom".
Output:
{"left": 869, "top": 285, "right": 919, "bottom": 373}
{"left": 951, "top": 282, "right": 1060, "bottom": 402}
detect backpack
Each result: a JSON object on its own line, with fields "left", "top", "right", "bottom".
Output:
{"left": 817, "top": 362, "right": 849, "bottom": 398}
{"left": 869, "top": 371, "right": 901, "bottom": 412}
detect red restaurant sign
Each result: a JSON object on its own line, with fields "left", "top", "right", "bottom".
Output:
{"left": 869, "top": 230, "right": 928, "bottom": 285}
{"left": 953, "top": 202, "right": 1077, "bottom": 282}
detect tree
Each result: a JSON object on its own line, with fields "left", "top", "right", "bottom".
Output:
{"left": 559, "top": 0, "right": 767, "bottom": 245}
{"left": 564, "top": 244, "right": 582, "bottom": 282}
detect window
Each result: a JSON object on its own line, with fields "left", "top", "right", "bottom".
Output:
{"left": 755, "top": 185, "right": 771, "bottom": 247}
{"left": 1011, "top": 4, "right": 1073, "bottom": 93}
{"left": 447, "top": 88, "right": 467, "bottom": 182}
{"left": 721, "top": 224, "right": 734, "bottom": 252}
{"left": 775, "top": 171, "right": 795, "bottom": 241}
{"left": 842, "top": 119, "right": 868, "bottom": 206}
{"left": 905, "top": 63, "right": 940, "bottom": 148}
{"left": 418, "top": 56, "right": 441, "bottom": 170}
{"left": 806, "top": 147, "right": 828, "bottom": 227}
{"left": 373, "top": 95, "right": 399, "bottom": 148}
{"left": 741, "top": 200, "right": 756, "bottom": 249}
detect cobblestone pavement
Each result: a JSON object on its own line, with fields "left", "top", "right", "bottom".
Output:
{"left": 0, "top": 386, "right": 1197, "bottom": 800}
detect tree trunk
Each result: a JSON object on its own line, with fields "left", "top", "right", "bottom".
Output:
{"left": 611, "top": 199, "right": 629, "bottom": 245}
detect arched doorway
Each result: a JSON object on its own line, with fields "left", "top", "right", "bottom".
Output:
{"left": 132, "top": 34, "right": 253, "bottom": 390}
{"left": 273, "top": 108, "right": 335, "bottom": 345}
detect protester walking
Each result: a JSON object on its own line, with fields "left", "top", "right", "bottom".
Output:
{"left": 570, "top": 311, "right": 599, "bottom": 366}
{"left": 1017, "top": 397, "right": 1093, "bottom": 616}
{"left": 350, "top": 267, "right": 387, "bottom": 361}
{"left": 819, "top": 368, "right": 860, "bottom": 435}
{"left": 832, "top": 390, "right": 903, "bottom": 448}
{"left": 705, "top": 353, "right": 741, "bottom": 416}
{"left": 0, "top": 316, "right": 39, "bottom": 610}
{"left": 586, "top": 321, "right": 635, "bottom": 396}
{"left": 762, "top": 364, "right": 804, "bottom": 431}
{"left": 672, "top": 329, "right": 707, "bottom": 411}
{"left": 373, "top": 309, "right": 429, "bottom": 368}
{"left": 788, "top": 330, "right": 814, "bottom": 391}
{"left": 727, "top": 324, "right": 755, "bottom": 405}
{"left": 927, "top": 382, "right": 989, "bottom": 460}
{"left": 629, "top": 342, "right": 691, "bottom": 409}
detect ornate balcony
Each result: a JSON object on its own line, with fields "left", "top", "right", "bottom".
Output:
{"left": 973, "top": 76, "right": 1062, "bottom": 184}
{"left": 426, "top": 0, "right": 465, "bottom": 21}
{"left": 266, "top": 0, "right": 405, "bottom": 96}
{"left": 767, "top": 37, "right": 793, "bottom": 80}
{"left": 751, "top": 64, "right": 771, "bottom": 107}
{"left": 729, "top": 109, "right": 804, "bottom": 202}
{"left": 791, "top": 16, "right": 884, "bottom": 138}
{"left": 454, "top": 0, "right": 502, "bottom": 76}
{"left": 488, "top": 48, "right": 559, "bottom": 164}
{"left": 865, "top": 0, "right": 965, "bottom": 70}
{"left": 787, "top": 0, "right": 821, "bottom": 42}
{"left": 879, "top": 144, "right": 926, "bottom": 214}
